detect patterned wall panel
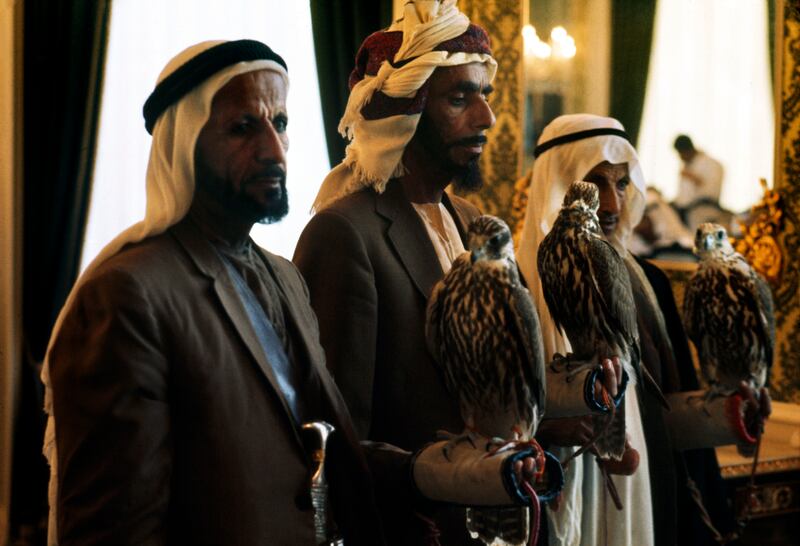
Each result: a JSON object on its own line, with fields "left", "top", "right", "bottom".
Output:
{"left": 456, "top": 0, "right": 524, "bottom": 230}
{"left": 774, "top": 1, "right": 800, "bottom": 403}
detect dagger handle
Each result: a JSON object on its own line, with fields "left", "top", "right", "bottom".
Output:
{"left": 302, "top": 421, "right": 340, "bottom": 545}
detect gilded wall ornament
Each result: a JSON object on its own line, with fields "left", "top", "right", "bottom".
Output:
{"left": 734, "top": 179, "right": 785, "bottom": 286}
{"left": 772, "top": 2, "right": 800, "bottom": 403}
{"left": 456, "top": 0, "right": 524, "bottom": 231}
{"left": 511, "top": 173, "right": 530, "bottom": 247}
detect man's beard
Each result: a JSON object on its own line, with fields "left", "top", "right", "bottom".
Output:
{"left": 415, "top": 115, "right": 485, "bottom": 193}
{"left": 195, "top": 158, "right": 289, "bottom": 224}
{"left": 450, "top": 157, "right": 484, "bottom": 193}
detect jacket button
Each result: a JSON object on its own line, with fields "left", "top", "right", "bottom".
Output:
{"left": 295, "top": 492, "right": 312, "bottom": 511}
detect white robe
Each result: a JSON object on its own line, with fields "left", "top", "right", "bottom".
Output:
{"left": 673, "top": 151, "right": 724, "bottom": 207}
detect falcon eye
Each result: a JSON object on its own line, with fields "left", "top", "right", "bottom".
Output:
{"left": 716, "top": 230, "right": 725, "bottom": 239}
{"left": 489, "top": 234, "right": 501, "bottom": 246}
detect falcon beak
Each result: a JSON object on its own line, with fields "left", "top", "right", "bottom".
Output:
{"left": 704, "top": 234, "right": 715, "bottom": 250}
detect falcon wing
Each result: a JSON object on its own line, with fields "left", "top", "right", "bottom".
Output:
{"left": 583, "top": 236, "right": 640, "bottom": 351}
{"left": 509, "top": 283, "right": 547, "bottom": 420}
{"left": 721, "top": 268, "right": 770, "bottom": 384}
{"left": 682, "top": 270, "right": 700, "bottom": 346}
{"left": 536, "top": 232, "right": 569, "bottom": 337}
{"left": 683, "top": 269, "right": 718, "bottom": 385}
{"left": 752, "top": 270, "right": 776, "bottom": 378}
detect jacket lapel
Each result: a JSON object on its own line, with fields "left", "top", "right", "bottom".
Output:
{"left": 170, "top": 220, "right": 303, "bottom": 445}
{"left": 376, "top": 181, "right": 448, "bottom": 300}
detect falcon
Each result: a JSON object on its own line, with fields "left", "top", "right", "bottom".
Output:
{"left": 536, "top": 181, "right": 640, "bottom": 462}
{"left": 426, "top": 214, "right": 546, "bottom": 546}
{"left": 683, "top": 223, "right": 774, "bottom": 399}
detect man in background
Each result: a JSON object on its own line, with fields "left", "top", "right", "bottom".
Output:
{"left": 630, "top": 186, "right": 695, "bottom": 260}
{"left": 672, "top": 134, "right": 724, "bottom": 221}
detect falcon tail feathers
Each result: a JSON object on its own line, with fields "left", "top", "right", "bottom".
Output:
{"left": 466, "top": 506, "right": 529, "bottom": 546}
{"left": 592, "top": 401, "right": 626, "bottom": 461}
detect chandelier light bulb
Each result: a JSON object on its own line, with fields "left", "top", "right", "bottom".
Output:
{"left": 533, "top": 41, "right": 552, "bottom": 59}
{"left": 550, "top": 26, "right": 568, "bottom": 41}
{"left": 522, "top": 24, "right": 538, "bottom": 44}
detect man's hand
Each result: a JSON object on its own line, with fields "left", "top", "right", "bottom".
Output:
{"left": 596, "top": 439, "right": 640, "bottom": 476}
{"left": 512, "top": 456, "right": 537, "bottom": 483}
{"left": 536, "top": 416, "right": 594, "bottom": 447}
{"left": 594, "top": 357, "right": 622, "bottom": 401}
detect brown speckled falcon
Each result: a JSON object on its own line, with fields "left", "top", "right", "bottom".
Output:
{"left": 537, "top": 181, "right": 640, "bottom": 461}
{"left": 426, "top": 214, "right": 546, "bottom": 546}
{"left": 683, "top": 223, "right": 774, "bottom": 399}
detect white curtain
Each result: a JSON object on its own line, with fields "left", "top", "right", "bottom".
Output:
{"left": 82, "top": 0, "right": 329, "bottom": 269}
{"left": 637, "top": 0, "right": 773, "bottom": 213}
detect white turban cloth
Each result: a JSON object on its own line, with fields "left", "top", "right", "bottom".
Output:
{"left": 40, "top": 40, "right": 288, "bottom": 545}
{"left": 312, "top": 0, "right": 498, "bottom": 212}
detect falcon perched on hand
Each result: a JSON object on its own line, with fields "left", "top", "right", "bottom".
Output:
{"left": 536, "top": 181, "right": 640, "bottom": 461}
{"left": 426, "top": 214, "right": 546, "bottom": 546}
{"left": 683, "top": 223, "right": 774, "bottom": 398}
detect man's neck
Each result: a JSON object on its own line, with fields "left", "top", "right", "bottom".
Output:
{"left": 187, "top": 197, "right": 253, "bottom": 251}
{"left": 399, "top": 142, "right": 453, "bottom": 204}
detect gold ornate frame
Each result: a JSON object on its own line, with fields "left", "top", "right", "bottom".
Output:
{"left": 770, "top": 0, "right": 800, "bottom": 403}
{"left": 456, "top": 0, "right": 525, "bottom": 232}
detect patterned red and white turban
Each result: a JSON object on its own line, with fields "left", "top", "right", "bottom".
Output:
{"left": 313, "top": 0, "right": 496, "bottom": 211}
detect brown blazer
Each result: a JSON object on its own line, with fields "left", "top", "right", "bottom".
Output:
{"left": 49, "top": 219, "right": 384, "bottom": 546}
{"left": 294, "top": 180, "right": 481, "bottom": 544}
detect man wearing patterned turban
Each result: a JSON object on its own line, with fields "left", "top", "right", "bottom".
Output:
{"left": 295, "top": 1, "right": 501, "bottom": 543}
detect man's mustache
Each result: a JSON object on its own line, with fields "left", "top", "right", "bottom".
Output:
{"left": 244, "top": 163, "right": 286, "bottom": 184}
{"left": 598, "top": 212, "right": 619, "bottom": 224}
{"left": 447, "top": 134, "right": 488, "bottom": 149}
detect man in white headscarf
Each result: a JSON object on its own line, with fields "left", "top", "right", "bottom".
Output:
{"left": 517, "top": 114, "right": 770, "bottom": 546}
{"left": 42, "top": 39, "right": 394, "bottom": 546}
{"left": 294, "top": 1, "right": 507, "bottom": 543}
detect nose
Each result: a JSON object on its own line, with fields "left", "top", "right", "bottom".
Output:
{"left": 473, "top": 96, "right": 496, "bottom": 131}
{"left": 598, "top": 184, "right": 620, "bottom": 216}
{"left": 255, "top": 122, "right": 288, "bottom": 166}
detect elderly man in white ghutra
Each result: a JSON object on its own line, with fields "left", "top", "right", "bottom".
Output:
{"left": 518, "top": 114, "right": 770, "bottom": 546}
